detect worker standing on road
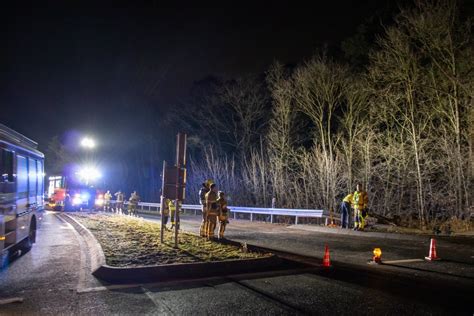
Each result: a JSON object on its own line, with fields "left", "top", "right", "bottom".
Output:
{"left": 161, "top": 196, "right": 170, "bottom": 228}
{"left": 104, "top": 190, "right": 112, "bottom": 212}
{"left": 128, "top": 191, "right": 140, "bottom": 216}
{"left": 205, "top": 183, "right": 219, "bottom": 239}
{"left": 114, "top": 190, "right": 124, "bottom": 214}
{"left": 168, "top": 199, "right": 181, "bottom": 230}
{"left": 353, "top": 184, "right": 369, "bottom": 231}
{"left": 217, "top": 191, "right": 230, "bottom": 239}
{"left": 199, "top": 180, "right": 212, "bottom": 237}
{"left": 340, "top": 193, "right": 353, "bottom": 229}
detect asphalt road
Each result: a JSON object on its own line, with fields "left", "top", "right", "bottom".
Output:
{"left": 0, "top": 211, "right": 472, "bottom": 315}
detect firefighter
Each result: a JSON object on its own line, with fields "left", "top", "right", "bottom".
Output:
{"left": 168, "top": 199, "right": 181, "bottom": 230}
{"left": 340, "top": 193, "right": 353, "bottom": 229}
{"left": 128, "top": 191, "right": 140, "bottom": 216}
{"left": 103, "top": 190, "right": 112, "bottom": 212}
{"left": 199, "top": 179, "right": 212, "bottom": 237}
{"left": 217, "top": 191, "right": 230, "bottom": 239}
{"left": 205, "top": 183, "right": 219, "bottom": 239}
{"left": 161, "top": 196, "right": 170, "bottom": 227}
{"left": 114, "top": 190, "right": 124, "bottom": 214}
{"left": 353, "top": 184, "right": 369, "bottom": 231}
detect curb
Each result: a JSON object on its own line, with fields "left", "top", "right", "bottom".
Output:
{"left": 59, "top": 213, "right": 106, "bottom": 273}
{"left": 60, "top": 213, "right": 293, "bottom": 284}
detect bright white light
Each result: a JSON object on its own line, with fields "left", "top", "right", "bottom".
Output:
{"left": 81, "top": 137, "right": 96, "bottom": 149}
{"left": 77, "top": 166, "right": 102, "bottom": 183}
{"left": 72, "top": 196, "right": 82, "bottom": 205}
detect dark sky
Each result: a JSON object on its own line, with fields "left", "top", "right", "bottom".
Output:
{"left": 1, "top": 0, "right": 400, "bottom": 149}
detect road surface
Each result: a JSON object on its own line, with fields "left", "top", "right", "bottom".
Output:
{"left": 0, "top": 211, "right": 472, "bottom": 315}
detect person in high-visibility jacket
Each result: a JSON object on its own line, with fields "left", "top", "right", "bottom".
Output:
{"left": 199, "top": 180, "right": 212, "bottom": 237}
{"left": 128, "top": 191, "right": 140, "bottom": 216}
{"left": 205, "top": 183, "right": 219, "bottom": 239}
{"left": 217, "top": 191, "right": 230, "bottom": 239}
{"left": 114, "top": 191, "right": 124, "bottom": 214}
{"left": 340, "top": 193, "right": 353, "bottom": 229}
{"left": 168, "top": 199, "right": 181, "bottom": 230}
{"left": 104, "top": 190, "right": 112, "bottom": 212}
{"left": 353, "top": 184, "right": 369, "bottom": 231}
{"left": 161, "top": 196, "right": 170, "bottom": 227}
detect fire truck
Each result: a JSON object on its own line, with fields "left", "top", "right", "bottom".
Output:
{"left": 0, "top": 124, "right": 44, "bottom": 264}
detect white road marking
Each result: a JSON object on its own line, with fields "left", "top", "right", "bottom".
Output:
{"left": 77, "top": 284, "right": 141, "bottom": 293}
{"left": 142, "top": 287, "right": 175, "bottom": 315}
{"left": 383, "top": 259, "right": 424, "bottom": 264}
{"left": 0, "top": 297, "right": 24, "bottom": 305}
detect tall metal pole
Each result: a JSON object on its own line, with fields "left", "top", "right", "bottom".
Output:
{"left": 174, "top": 132, "right": 187, "bottom": 248}
{"left": 160, "top": 161, "right": 166, "bottom": 244}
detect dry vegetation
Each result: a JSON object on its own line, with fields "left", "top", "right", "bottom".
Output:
{"left": 182, "top": 0, "right": 473, "bottom": 230}
{"left": 71, "top": 213, "right": 269, "bottom": 267}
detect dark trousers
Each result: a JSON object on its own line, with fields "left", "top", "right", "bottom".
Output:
{"left": 341, "top": 202, "right": 351, "bottom": 228}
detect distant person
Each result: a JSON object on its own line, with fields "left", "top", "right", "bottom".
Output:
{"left": 64, "top": 193, "right": 72, "bottom": 212}
{"left": 340, "top": 193, "right": 353, "bottom": 229}
{"left": 114, "top": 190, "right": 124, "bottom": 214}
{"left": 205, "top": 183, "right": 219, "bottom": 239}
{"left": 161, "top": 197, "right": 170, "bottom": 228}
{"left": 168, "top": 199, "right": 181, "bottom": 230}
{"left": 353, "top": 184, "right": 369, "bottom": 231}
{"left": 217, "top": 191, "right": 230, "bottom": 239}
{"left": 128, "top": 191, "right": 140, "bottom": 216}
{"left": 199, "top": 180, "right": 212, "bottom": 237}
{"left": 103, "top": 190, "right": 112, "bottom": 212}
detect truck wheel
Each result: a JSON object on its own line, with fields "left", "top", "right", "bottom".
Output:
{"left": 19, "top": 219, "right": 36, "bottom": 254}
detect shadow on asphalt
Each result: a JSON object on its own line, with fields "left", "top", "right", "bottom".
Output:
{"left": 383, "top": 262, "right": 474, "bottom": 280}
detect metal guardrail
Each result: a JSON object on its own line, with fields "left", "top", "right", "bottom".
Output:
{"left": 115, "top": 201, "right": 326, "bottom": 225}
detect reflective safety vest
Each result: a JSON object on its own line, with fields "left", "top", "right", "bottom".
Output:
{"left": 115, "top": 192, "right": 124, "bottom": 202}
{"left": 168, "top": 199, "right": 176, "bottom": 212}
{"left": 343, "top": 194, "right": 353, "bottom": 204}
{"left": 206, "top": 191, "right": 218, "bottom": 215}
{"left": 217, "top": 197, "right": 229, "bottom": 220}
{"left": 199, "top": 187, "right": 210, "bottom": 205}
{"left": 353, "top": 191, "right": 368, "bottom": 210}
{"left": 104, "top": 192, "right": 112, "bottom": 201}
{"left": 161, "top": 199, "right": 170, "bottom": 216}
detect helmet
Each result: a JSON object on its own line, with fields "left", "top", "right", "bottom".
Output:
{"left": 205, "top": 179, "right": 214, "bottom": 188}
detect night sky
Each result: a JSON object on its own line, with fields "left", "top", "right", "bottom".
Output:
{"left": 1, "top": 1, "right": 401, "bottom": 144}
{"left": 1, "top": 1, "right": 402, "bottom": 195}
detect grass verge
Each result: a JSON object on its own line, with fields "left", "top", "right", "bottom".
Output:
{"left": 70, "top": 212, "right": 269, "bottom": 267}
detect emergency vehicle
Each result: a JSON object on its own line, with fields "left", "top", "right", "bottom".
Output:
{"left": 0, "top": 124, "right": 44, "bottom": 262}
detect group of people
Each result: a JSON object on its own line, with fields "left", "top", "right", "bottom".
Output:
{"left": 199, "top": 179, "right": 230, "bottom": 239}
{"left": 101, "top": 190, "right": 140, "bottom": 216}
{"left": 340, "top": 183, "right": 369, "bottom": 231}
{"left": 159, "top": 179, "right": 229, "bottom": 239}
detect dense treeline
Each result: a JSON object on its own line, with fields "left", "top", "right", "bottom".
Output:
{"left": 176, "top": 0, "right": 473, "bottom": 228}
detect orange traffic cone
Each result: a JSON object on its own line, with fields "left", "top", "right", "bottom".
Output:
{"left": 425, "top": 238, "right": 440, "bottom": 261}
{"left": 323, "top": 245, "right": 331, "bottom": 267}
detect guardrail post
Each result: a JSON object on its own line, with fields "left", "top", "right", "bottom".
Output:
{"left": 250, "top": 213, "right": 253, "bottom": 222}
{"left": 270, "top": 214, "right": 273, "bottom": 223}
{"left": 194, "top": 209, "right": 197, "bottom": 216}
{"left": 295, "top": 216, "right": 298, "bottom": 225}
{"left": 233, "top": 211, "right": 236, "bottom": 220}
{"left": 325, "top": 217, "right": 328, "bottom": 226}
